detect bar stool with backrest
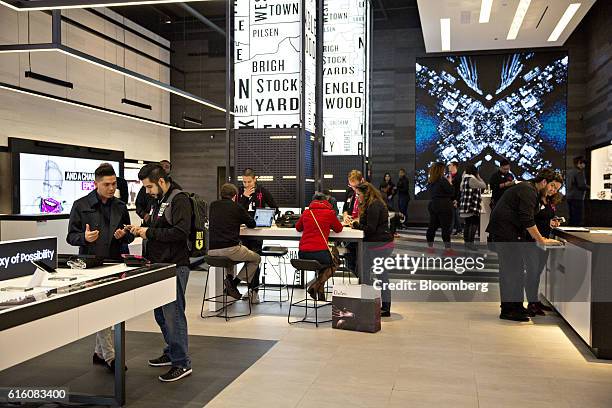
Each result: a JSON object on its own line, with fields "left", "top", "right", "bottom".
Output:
{"left": 201, "top": 255, "right": 252, "bottom": 321}
{"left": 288, "top": 259, "right": 332, "bottom": 327}
{"left": 258, "top": 245, "right": 289, "bottom": 305}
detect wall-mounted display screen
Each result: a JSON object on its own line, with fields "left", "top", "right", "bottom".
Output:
{"left": 415, "top": 51, "right": 568, "bottom": 197}
{"left": 19, "top": 153, "right": 120, "bottom": 215}
{"left": 590, "top": 144, "right": 612, "bottom": 201}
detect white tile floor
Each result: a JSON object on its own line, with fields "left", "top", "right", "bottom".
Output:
{"left": 126, "top": 270, "right": 612, "bottom": 408}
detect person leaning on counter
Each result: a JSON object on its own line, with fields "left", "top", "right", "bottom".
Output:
{"left": 67, "top": 164, "right": 134, "bottom": 373}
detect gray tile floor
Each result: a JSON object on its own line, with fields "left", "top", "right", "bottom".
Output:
{"left": 0, "top": 331, "right": 276, "bottom": 407}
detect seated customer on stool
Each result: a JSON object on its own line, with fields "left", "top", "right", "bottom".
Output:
{"left": 296, "top": 195, "right": 343, "bottom": 300}
{"left": 209, "top": 183, "right": 261, "bottom": 301}
{"left": 67, "top": 164, "right": 133, "bottom": 372}
{"left": 351, "top": 182, "right": 395, "bottom": 317}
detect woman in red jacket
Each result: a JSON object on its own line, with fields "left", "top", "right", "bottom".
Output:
{"left": 296, "top": 198, "right": 343, "bottom": 300}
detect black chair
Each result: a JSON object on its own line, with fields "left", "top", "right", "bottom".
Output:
{"left": 288, "top": 259, "right": 332, "bottom": 327}
{"left": 259, "top": 246, "right": 289, "bottom": 305}
{"left": 201, "top": 255, "right": 252, "bottom": 321}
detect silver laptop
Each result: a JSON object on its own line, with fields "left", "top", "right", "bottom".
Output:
{"left": 254, "top": 208, "right": 276, "bottom": 227}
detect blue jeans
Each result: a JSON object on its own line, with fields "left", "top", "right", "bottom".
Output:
{"left": 452, "top": 207, "right": 462, "bottom": 232}
{"left": 154, "top": 265, "right": 191, "bottom": 369}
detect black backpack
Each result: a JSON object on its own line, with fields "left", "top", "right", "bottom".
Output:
{"left": 163, "top": 189, "right": 208, "bottom": 257}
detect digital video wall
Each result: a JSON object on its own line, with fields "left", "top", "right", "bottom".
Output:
{"left": 414, "top": 51, "right": 568, "bottom": 197}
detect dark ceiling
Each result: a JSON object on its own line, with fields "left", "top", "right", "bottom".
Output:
{"left": 111, "top": 0, "right": 420, "bottom": 42}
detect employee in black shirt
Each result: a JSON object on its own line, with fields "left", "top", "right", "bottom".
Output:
{"left": 126, "top": 163, "right": 192, "bottom": 382}
{"left": 524, "top": 191, "right": 563, "bottom": 316}
{"left": 210, "top": 183, "right": 261, "bottom": 301}
{"left": 67, "top": 164, "right": 133, "bottom": 373}
{"left": 425, "top": 162, "right": 455, "bottom": 252}
{"left": 235, "top": 168, "right": 277, "bottom": 303}
{"left": 486, "top": 169, "right": 562, "bottom": 322}
{"left": 488, "top": 159, "right": 515, "bottom": 208}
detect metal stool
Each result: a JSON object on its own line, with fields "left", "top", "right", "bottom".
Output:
{"left": 259, "top": 246, "right": 289, "bottom": 305}
{"left": 288, "top": 259, "right": 332, "bottom": 327}
{"left": 201, "top": 255, "right": 252, "bottom": 321}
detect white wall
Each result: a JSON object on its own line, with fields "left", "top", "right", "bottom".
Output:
{"left": 0, "top": 7, "right": 171, "bottom": 161}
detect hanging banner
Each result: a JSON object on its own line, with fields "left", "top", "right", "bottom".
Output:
{"left": 323, "top": 0, "right": 369, "bottom": 156}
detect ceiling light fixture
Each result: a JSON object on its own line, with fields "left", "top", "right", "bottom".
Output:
{"left": 0, "top": 0, "right": 213, "bottom": 12}
{"left": 479, "top": 0, "right": 493, "bottom": 23}
{"left": 507, "top": 0, "right": 531, "bottom": 40}
{"left": 440, "top": 18, "right": 451, "bottom": 51}
{"left": 182, "top": 115, "right": 203, "bottom": 125}
{"left": 548, "top": 3, "right": 581, "bottom": 42}
{"left": 0, "top": 81, "right": 222, "bottom": 132}
{"left": 121, "top": 98, "right": 152, "bottom": 110}
{"left": 25, "top": 71, "right": 74, "bottom": 88}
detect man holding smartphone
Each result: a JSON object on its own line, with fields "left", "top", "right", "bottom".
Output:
{"left": 67, "top": 164, "right": 133, "bottom": 372}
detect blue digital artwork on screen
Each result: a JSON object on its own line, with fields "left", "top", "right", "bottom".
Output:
{"left": 414, "top": 52, "right": 568, "bottom": 197}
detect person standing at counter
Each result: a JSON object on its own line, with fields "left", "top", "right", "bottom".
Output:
{"left": 489, "top": 159, "right": 515, "bottom": 209}
{"left": 296, "top": 197, "right": 343, "bottom": 300}
{"left": 426, "top": 162, "right": 455, "bottom": 253}
{"left": 209, "top": 183, "right": 261, "bottom": 301}
{"left": 486, "top": 169, "right": 562, "bottom": 322}
{"left": 352, "top": 182, "right": 394, "bottom": 317}
{"left": 524, "top": 190, "right": 563, "bottom": 316}
{"left": 126, "top": 163, "right": 192, "bottom": 382}
{"left": 235, "top": 168, "right": 278, "bottom": 304}
{"left": 459, "top": 164, "right": 486, "bottom": 250}
{"left": 342, "top": 170, "right": 365, "bottom": 274}
{"left": 67, "top": 164, "right": 134, "bottom": 373}
{"left": 396, "top": 168, "right": 410, "bottom": 228}
{"left": 566, "top": 156, "right": 589, "bottom": 226}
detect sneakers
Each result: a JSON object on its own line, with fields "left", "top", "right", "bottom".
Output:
{"left": 381, "top": 310, "right": 391, "bottom": 317}
{"left": 93, "top": 353, "right": 126, "bottom": 372}
{"left": 499, "top": 310, "right": 530, "bottom": 322}
{"left": 159, "top": 366, "right": 193, "bottom": 382}
{"left": 527, "top": 302, "right": 546, "bottom": 316}
{"left": 148, "top": 354, "right": 172, "bottom": 367}
{"left": 224, "top": 277, "right": 242, "bottom": 300}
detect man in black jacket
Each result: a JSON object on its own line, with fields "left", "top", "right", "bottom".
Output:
{"left": 234, "top": 168, "right": 277, "bottom": 303}
{"left": 396, "top": 168, "right": 410, "bottom": 228}
{"left": 67, "top": 164, "right": 133, "bottom": 372}
{"left": 209, "top": 183, "right": 261, "bottom": 300}
{"left": 126, "top": 163, "right": 192, "bottom": 383}
{"left": 488, "top": 159, "right": 515, "bottom": 208}
{"left": 486, "top": 169, "right": 562, "bottom": 322}
{"left": 448, "top": 162, "right": 463, "bottom": 235}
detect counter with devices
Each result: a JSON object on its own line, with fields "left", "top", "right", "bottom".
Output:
{"left": 543, "top": 227, "right": 612, "bottom": 359}
{"left": 0, "top": 259, "right": 176, "bottom": 406}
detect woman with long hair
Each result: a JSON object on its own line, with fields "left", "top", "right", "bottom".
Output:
{"left": 426, "top": 162, "right": 455, "bottom": 253}
{"left": 352, "top": 182, "right": 395, "bottom": 317}
{"left": 379, "top": 172, "right": 396, "bottom": 208}
{"left": 459, "top": 163, "right": 486, "bottom": 250}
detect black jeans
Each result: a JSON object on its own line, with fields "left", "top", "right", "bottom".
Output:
{"left": 463, "top": 215, "right": 480, "bottom": 244}
{"left": 298, "top": 250, "right": 332, "bottom": 267}
{"left": 523, "top": 243, "right": 549, "bottom": 303}
{"left": 398, "top": 195, "right": 409, "bottom": 222}
{"left": 567, "top": 199, "right": 584, "bottom": 226}
{"left": 241, "top": 238, "right": 262, "bottom": 290}
{"left": 363, "top": 245, "right": 393, "bottom": 312}
{"left": 495, "top": 241, "right": 529, "bottom": 312}
{"left": 426, "top": 200, "right": 453, "bottom": 248}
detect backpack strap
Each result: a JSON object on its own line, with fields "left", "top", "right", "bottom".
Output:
{"left": 163, "top": 189, "right": 184, "bottom": 226}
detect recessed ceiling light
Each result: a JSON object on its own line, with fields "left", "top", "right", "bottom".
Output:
{"left": 507, "top": 0, "right": 531, "bottom": 40}
{"left": 440, "top": 18, "right": 451, "bottom": 51}
{"left": 479, "top": 0, "right": 493, "bottom": 23}
{"left": 548, "top": 3, "right": 581, "bottom": 42}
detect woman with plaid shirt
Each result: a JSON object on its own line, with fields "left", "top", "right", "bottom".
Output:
{"left": 459, "top": 164, "right": 486, "bottom": 250}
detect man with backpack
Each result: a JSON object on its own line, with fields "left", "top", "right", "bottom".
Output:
{"left": 126, "top": 163, "right": 192, "bottom": 383}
